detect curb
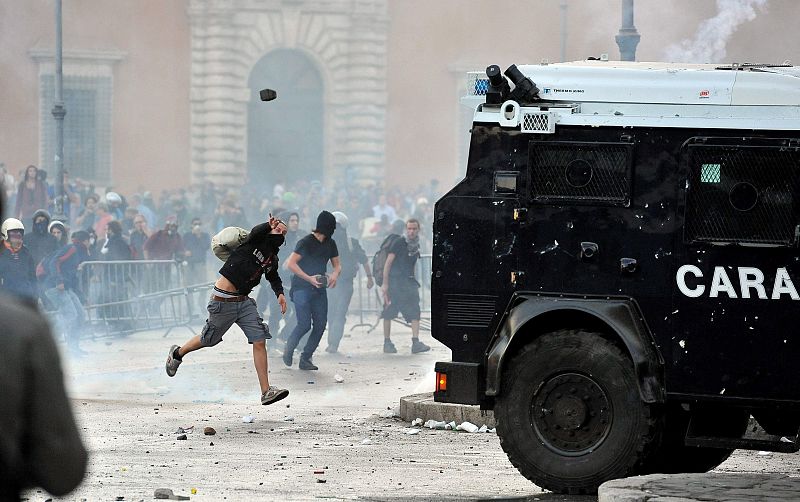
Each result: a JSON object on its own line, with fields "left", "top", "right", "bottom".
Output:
{"left": 399, "top": 392, "right": 496, "bottom": 428}
{"left": 598, "top": 473, "right": 798, "bottom": 502}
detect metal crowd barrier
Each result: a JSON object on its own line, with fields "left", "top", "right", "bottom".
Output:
{"left": 347, "top": 254, "right": 432, "bottom": 332}
{"left": 76, "top": 260, "right": 211, "bottom": 338}
{"left": 72, "top": 254, "right": 432, "bottom": 340}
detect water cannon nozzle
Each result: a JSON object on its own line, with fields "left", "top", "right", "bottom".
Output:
{"left": 504, "top": 65, "right": 540, "bottom": 104}
{"left": 485, "top": 64, "right": 510, "bottom": 105}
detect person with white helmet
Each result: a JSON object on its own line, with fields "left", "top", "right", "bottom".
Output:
{"left": 325, "top": 211, "right": 374, "bottom": 354}
{"left": 0, "top": 217, "right": 37, "bottom": 304}
{"left": 104, "top": 191, "right": 124, "bottom": 220}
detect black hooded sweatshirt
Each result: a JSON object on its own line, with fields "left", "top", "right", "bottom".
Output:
{"left": 218, "top": 222, "right": 284, "bottom": 297}
{"left": 26, "top": 210, "right": 57, "bottom": 266}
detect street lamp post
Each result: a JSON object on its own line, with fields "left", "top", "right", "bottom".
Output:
{"left": 52, "top": 0, "right": 66, "bottom": 222}
{"left": 559, "top": 0, "right": 568, "bottom": 62}
{"left": 615, "top": 0, "right": 640, "bottom": 62}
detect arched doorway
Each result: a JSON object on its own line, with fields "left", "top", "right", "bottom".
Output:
{"left": 247, "top": 49, "right": 324, "bottom": 189}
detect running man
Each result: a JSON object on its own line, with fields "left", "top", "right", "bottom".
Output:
{"left": 165, "top": 216, "right": 290, "bottom": 405}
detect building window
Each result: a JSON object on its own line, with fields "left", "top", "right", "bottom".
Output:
{"left": 40, "top": 74, "right": 112, "bottom": 184}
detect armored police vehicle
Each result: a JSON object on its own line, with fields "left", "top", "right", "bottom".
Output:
{"left": 432, "top": 60, "right": 800, "bottom": 494}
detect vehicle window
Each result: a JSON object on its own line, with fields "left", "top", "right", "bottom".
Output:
{"left": 494, "top": 171, "right": 518, "bottom": 194}
{"left": 528, "top": 141, "right": 632, "bottom": 206}
{"left": 685, "top": 145, "right": 800, "bottom": 246}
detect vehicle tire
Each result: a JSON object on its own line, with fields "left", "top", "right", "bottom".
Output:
{"left": 643, "top": 404, "right": 749, "bottom": 474}
{"left": 494, "top": 330, "right": 661, "bottom": 495}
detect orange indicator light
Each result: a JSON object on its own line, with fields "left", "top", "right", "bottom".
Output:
{"left": 436, "top": 372, "right": 447, "bottom": 392}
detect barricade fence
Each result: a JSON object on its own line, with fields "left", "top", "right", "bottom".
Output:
{"left": 71, "top": 254, "right": 432, "bottom": 338}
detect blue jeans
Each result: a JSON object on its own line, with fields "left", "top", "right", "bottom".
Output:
{"left": 286, "top": 287, "right": 328, "bottom": 360}
{"left": 326, "top": 279, "right": 354, "bottom": 351}
{"left": 45, "top": 287, "right": 85, "bottom": 347}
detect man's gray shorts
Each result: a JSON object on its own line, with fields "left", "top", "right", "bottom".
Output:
{"left": 200, "top": 297, "right": 270, "bottom": 347}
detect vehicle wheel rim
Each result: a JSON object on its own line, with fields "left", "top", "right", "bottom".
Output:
{"left": 530, "top": 372, "right": 612, "bottom": 457}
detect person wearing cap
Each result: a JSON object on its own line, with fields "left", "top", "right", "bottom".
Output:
{"left": 164, "top": 215, "right": 290, "bottom": 406}
{"left": 0, "top": 218, "right": 37, "bottom": 305}
{"left": 282, "top": 210, "right": 342, "bottom": 370}
{"left": 325, "top": 211, "right": 373, "bottom": 354}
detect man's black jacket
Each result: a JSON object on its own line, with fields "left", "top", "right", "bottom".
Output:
{"left": 219, "top": 222, "right": 284, "bottom": 297}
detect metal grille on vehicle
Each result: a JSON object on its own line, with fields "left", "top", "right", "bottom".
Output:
{"left": 520, "top": 112, "right": 555, "bottom": 134}
{"left": 466, "top": 72, "right": 489, "bottom": 96}
{"left": 446, "top": 294, "right": 497, "bottom": 328}
{"left": 685, "top": 145, "right": 800, "bottom": 246}
{"left": 529, "top": 142, "right": 632, "bottom": 205}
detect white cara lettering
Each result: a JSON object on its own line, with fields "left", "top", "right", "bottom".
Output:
{"left": 738, "top": 267, "right": 767, "bottom": 299}
{"left": 709, "top": 267, "right": 737, "bottom": 298}
{"left": 676, "top": 265, "right": 705, "bottom": 298}
{"left": 771, "top": 267, "right": 800, "bottom": 300}
{"left": 676, "top": 265, "right": 799, "bottom": 300}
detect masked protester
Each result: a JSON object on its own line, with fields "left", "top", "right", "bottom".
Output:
{"left": 0, "top": 218, "right": 37, "bottom": 305}
{"left": 282, "top": 211, "right": 342, "bottom": 371}
{"left": 324, "top": 211, "right": 373, "bottom": 353}
{"left": 26, "top": 209, "right": 58, "bottom": 267}
{"left": 165, "top": 215, "right": 290, "bottom": 406}
{"left": 143, "top": 216, "right": 184, "bottom": 260}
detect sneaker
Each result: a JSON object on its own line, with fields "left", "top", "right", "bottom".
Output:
{"left": 282, "top": 346, "right": 293, "bottom": 367}
{"left": 261, "top": 386, "right": 289, "bottom": 405}
{"left": 166, "top": 345, "right": 182, "bottom": 377}
{"left": 324, "top": 345, "right": 338, "bottom": 354}
{"left": 411, "top": 339, "right": 431, "bottom": 354}
{"left": 299, "top": 357, "right": 318, "bottom": 371}
{"left": 383, "top": 339, "right": 397, "bottom": 354}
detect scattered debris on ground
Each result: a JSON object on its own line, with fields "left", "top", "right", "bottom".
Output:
{"left": 154, "top": 488, "right": 189, "bottom": 500}
{"left": 418, "top": 418, "right": 495, "bottom": 433}
{"left": 241, "top": 415, "right": 254, "bottom": 423}
{"left": 203, "top": 427, "right": 216, "bottom": 436}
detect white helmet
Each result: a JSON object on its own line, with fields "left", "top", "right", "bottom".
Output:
{"left": 106, "top": 191, "right": 122, "bottom": 205}
{"left": 1, "top": 218, "right": 25, "bottom": 240}
{"left": 331, "top": 211, "right": 348, "bottom": 229}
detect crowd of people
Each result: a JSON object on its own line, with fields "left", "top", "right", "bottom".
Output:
{"left": 0, "top": 163, "right": 440, "bottom": 357}
{"left": 0, "top": 163, "right": 439, "bottom": 500}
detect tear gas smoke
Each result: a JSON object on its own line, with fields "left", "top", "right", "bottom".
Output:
{"left": 664, "top": 0, "right": 768, "bottom": 63}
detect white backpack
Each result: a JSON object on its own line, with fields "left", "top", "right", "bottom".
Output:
{"left": 211, "top": 226, "right": 250, "bottom": 262}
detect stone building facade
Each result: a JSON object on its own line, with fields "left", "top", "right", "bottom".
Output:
{"left": 188, "top": 0, "right": 388, "bottom": 188}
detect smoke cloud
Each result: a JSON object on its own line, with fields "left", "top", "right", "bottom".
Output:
{"left": 663, "top": 0, "right": 768, "bottom": 63}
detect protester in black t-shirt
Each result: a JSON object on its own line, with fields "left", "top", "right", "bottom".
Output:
{"left": 283, "top": 211, "right": 341, "bottom": 370}
{"left": 380, "top": 218, "right": 430, "bottom": 354}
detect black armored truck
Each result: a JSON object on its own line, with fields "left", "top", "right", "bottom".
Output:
{"left": 431, "top": 60, "right": 800, "bottom": 493}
